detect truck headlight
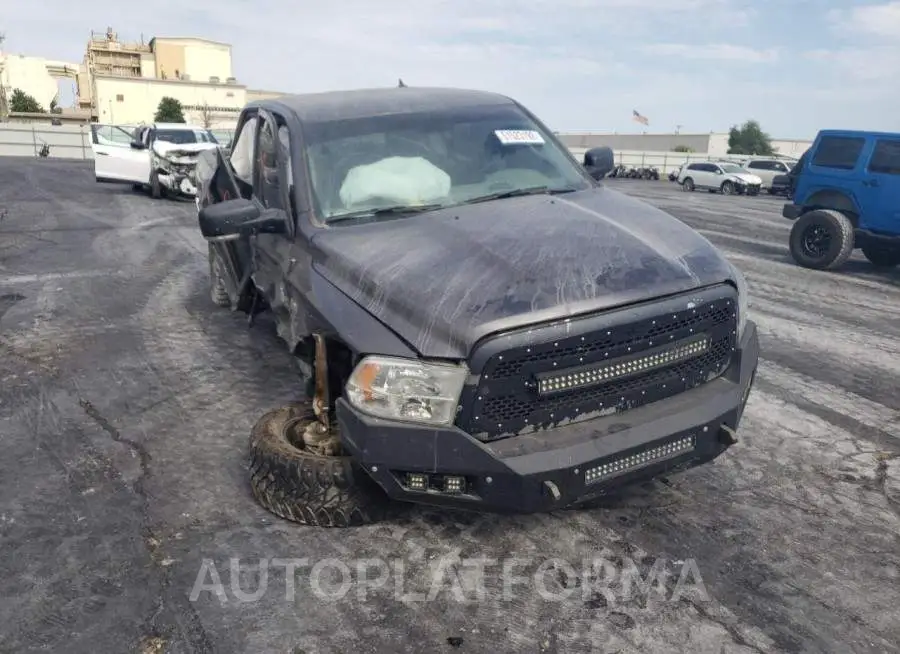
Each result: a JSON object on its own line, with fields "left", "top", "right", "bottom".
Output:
{"left": 346, "top": 356, "right": 468, "bottom": 425}
{"left": 730, "top": 264, "right": 749, "bottom": 340}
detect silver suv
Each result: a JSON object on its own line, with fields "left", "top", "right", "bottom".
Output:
{"left": 741, "top": 158, "right": 793, "bottom": 189}
{"left": 677, "top": 161, "right": 763, "bottom": 195}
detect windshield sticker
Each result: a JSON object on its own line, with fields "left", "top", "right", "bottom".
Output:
{"left": 494, "top": 129, "right": 545, "bottom": 145}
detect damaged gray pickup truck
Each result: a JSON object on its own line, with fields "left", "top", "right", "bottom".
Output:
{"left": 194, "top": 87, "right": 759, "bottom": 527}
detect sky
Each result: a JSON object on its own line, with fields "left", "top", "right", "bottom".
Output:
{"left": 5, "top": 0, "right": 900, "bottom": 139}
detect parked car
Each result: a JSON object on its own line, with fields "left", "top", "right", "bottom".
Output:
{"left": 783, "top": 130, "right": 900, "bottom": 270}
{"left": 194, "top": 86, "right": 758, "bottom": 527}
{"left": 91, "top": 122, "right": 222, "bottom": 199}
{"left": 677, "top": 161, "right": 763, "bottom": 195}
{"left": 741, "top": 158, "right": 793, "bottom": 189}
{"left": 768, "top": 173, "right": 792, "bottom": 196}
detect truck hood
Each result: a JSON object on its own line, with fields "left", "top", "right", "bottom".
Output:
{"left": 310, "top": 186, "right": 736, "bottom": 359}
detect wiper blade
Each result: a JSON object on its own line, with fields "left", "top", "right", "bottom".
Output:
{"left": 326, "top": 203, "right": 445, "bottom": 224}
{"left": 464, "top": 186, "right": 578, "bottom": 204}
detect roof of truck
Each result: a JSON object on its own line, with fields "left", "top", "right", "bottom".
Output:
{"left": 817, "top": 129, "right": 900, "bottom": 139}
{"left": 252, "top": 87, "right": 516, "bottom": 123}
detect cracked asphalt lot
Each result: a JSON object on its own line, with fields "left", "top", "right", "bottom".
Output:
{"left": 1, "top": 159, "right": 899, "bottom": 653}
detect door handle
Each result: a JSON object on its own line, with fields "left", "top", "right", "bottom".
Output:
{"left": 863, "top": 179, "right": 879, "bottom": 187}
{"left": 96, "top": 152, "right": 109, "bottom": 156}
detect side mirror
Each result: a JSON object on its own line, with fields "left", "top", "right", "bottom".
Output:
{"left": 130, "top": 139, "right": 145, "bottom": 150}
{"left": 198, "top": 198, "right": 286, "bottom": 239}
{"left": 583, "top": 146, "right": 614, "bottom": 180}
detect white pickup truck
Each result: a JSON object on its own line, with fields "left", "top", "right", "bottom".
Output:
{"left": 91, "top": 122, "right": 223, "bottom": 199}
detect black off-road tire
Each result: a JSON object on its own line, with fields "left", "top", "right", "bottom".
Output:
{"left": 208, "top": 245, "right": 231, "bottom": 308}
{"left": 682, "top": 177, "right": 694, "bottom": 192}
{"left": 721, "top": 181, "right": 735, "bottom": 195}
{"left": 789, "top": 209, "right": 855, "bottom": 270}
{"left": 861, "top": 244, "right": 900, "bottom": 268}
{"left": 248, "top": 403, "right": 389, "bottom": 527}
{"left": 150, "top": 170, "right": 163, "bottom": 199}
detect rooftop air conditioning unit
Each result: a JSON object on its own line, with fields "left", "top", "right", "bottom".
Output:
{"left": 181, "top": 73, "right": 190, "bottom": 80}
{"left": 209, "top": 76, "right": 220, "bottom": 83}
{"left": 226, "top": 77, "right": 236, "bottom": 84}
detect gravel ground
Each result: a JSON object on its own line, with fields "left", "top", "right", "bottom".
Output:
{"left": 1, "top": 159, "right": 898, "bottom": 654}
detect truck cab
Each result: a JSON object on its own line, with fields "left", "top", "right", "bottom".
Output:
{"left": 783, "top": 129, "right": 900, "bottom": 270}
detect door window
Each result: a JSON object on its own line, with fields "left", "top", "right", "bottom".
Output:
{"left": 868, "top": 139, "right": 900, "bottom": 176}
{"left": 812, "top": 136, "right": 865, "bottom": 170}
{"left": 255, "top": 118, "right": 282, "bottom": 210}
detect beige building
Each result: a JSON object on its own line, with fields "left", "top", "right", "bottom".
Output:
{"left": 76, "top": 28, "right": 285, "bottom": 128}
{"left": 93, "top": 75, "right": 247, "bottom": 127}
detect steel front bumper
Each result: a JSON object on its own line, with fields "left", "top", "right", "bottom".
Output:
{"left": 782, "top": 203, "right": 802, "bottom": 219}
{"left": 337, "top": 321, "right": 759, "bottom": 514}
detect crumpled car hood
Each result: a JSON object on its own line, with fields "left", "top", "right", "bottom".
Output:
{"left": 152, "top": 141, "right": 219, "bottom": 159}
{"left": 310, "top": 186, "right": 736, "bottom": 359}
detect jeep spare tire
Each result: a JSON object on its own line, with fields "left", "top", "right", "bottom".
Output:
{"left": 789, "top": 209, "right": 855, "bottom": 270}
{"left": 248, "top": 403, "right": 388, "bottom": 527}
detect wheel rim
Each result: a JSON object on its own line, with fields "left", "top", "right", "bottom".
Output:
{"left": 801, "top": 224, "right": 831, "bottom": 259}
{"left": 723, "top": 182, "right": 733, "bottom": 194}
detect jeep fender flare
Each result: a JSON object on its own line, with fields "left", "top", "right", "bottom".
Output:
{"left": 801, "top": 190, "right": 860, "bottom": 224}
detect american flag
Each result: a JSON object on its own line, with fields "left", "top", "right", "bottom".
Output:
{"left": 632, "top": 109, "right": 649, "bottom": 126}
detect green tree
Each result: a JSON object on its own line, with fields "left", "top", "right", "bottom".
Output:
{"left": 672, "top": 144, "right": 694, "bottom": 153}
{"left": 154, "top": 96, "right": 185, "bottom": 123}
{"left": 727, "top": 120, "right": 775, "bottom": 155}
{"left": 49, "top": 97, "right": 62, "bottom": 114}
{"left": 9, "top": 89, "right": 45, "bottom": 113}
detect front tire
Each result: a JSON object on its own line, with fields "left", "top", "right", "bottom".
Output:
{"left": 861, "top": 244, "right": 900, "bottom": 268}
{"left": 682, "top": 177, "right": 694, "bottom": 192}
{"left": 789, "top": 209, "right": 855, "bottom": 270}
{"left": 248, "top": 403, "right": 389, "bottom": 527}
{"left": 150, "top": 170, "right": 162, "bottom": 199}
{"left": 721, "top": 181, "right": 735, "bottom": 195}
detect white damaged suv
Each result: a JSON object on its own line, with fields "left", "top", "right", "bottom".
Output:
{"left": 677, "top": 161, "right": 763, "bottom": 196}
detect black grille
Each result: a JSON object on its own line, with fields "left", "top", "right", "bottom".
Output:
{"left": 456, "top": 284, "right": 738, "bottom": 440}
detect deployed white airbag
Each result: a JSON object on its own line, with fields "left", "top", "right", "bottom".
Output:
{"left": 339, "top": 156, "right": 451, "bottom": 208}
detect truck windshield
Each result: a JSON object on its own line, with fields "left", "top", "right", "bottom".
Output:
{"left": 302, "top": 103, "right": 593, "bottom": 222}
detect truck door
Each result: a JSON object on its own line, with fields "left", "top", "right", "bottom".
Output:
{"left": 804, "top": 134, "right": 866, "bottom": 209}
{"left": 861, "top": 137, "right": 900, "bottom": 233}
{"left": 249, "top": 109, "right": 296, "bottom": 328}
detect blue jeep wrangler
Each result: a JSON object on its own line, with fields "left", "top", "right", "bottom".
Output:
{"left": 783, "top": 129, "right": 900, "bottom": 270}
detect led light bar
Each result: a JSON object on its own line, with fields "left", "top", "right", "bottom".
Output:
{"left": 584, "top": 435, "right": 696, "bottom": 485}
{"left": 536, "top": 334, "right": 709, "bottom": 396}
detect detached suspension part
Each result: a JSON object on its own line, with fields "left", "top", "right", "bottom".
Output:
{"left": 301, "top": 333, "right": 341, "bottom": 456}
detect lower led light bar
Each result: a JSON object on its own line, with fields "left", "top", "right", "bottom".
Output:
{"left": 584, "top": 435, "right": 696, "bottom": 485}
{"left": 537, "top": 333, "right": 709, "bottom": 396}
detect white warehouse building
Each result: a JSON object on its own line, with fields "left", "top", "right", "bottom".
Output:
{"left": 555, "top": 132, "right": 812, "bottom": 158}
